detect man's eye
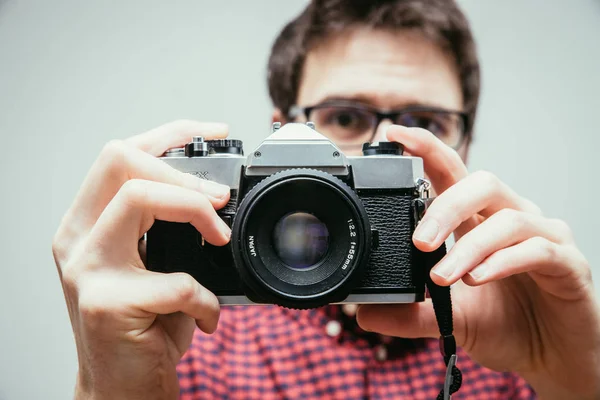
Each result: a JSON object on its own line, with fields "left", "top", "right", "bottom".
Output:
{"left": 329, "top": 111, "right": 360, "bottom": 128}
{"left": 399, "top": 113, "right": 448, "bottom": 137}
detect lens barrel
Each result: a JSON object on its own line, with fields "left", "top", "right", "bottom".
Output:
{"left": 231, "top": 169, "right": 372, "bottom": 309}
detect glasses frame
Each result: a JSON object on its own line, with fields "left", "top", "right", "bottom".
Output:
{"left": 288, "top": 100, "right": 470, "bottom": 150}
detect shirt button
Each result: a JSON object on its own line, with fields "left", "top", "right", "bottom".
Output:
{"left": 325, "top": 320, "right": 342, "bottom": 337}
{"left": 342, "top": 304, "right": 358, "bottom": 317}
{"left": 379, "top": 334, "right": 394, "bottom": 344}
{"left": 374, "top": 344, "right": 388, "bottom": 362}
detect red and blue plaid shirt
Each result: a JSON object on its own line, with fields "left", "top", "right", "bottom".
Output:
{"left": 177, "top": 305, "right": 536, "bottom": 399}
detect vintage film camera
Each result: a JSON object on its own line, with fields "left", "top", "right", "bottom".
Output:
{"left": 147, "top": 122, "right": 431, "bottom": 309}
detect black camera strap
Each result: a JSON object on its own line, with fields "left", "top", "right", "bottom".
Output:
{"left": 421, "top": 244, "right": 462, "bottom": 400}
{"left": 414, "top": 194, "right": 462, "bottom": 400}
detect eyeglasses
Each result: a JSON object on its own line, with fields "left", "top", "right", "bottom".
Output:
{"left": 288, "top": 100, "right": 469, "bottom": 151}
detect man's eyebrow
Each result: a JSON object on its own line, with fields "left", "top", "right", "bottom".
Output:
{"left": 317, "top": 94, "right": 441, "bottom": 110}
{"left": 319, "top": 94, "right": 375, "bottom": 104}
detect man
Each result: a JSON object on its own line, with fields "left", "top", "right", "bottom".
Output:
{"left": 52, "top": 0, "right": 599, "bottom": 399}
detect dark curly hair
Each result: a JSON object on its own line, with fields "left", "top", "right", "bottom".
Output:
{"left": 267, "top": 0, "right": 481, "bottom": 135}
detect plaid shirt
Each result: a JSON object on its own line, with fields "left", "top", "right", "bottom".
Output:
{"left": 177, "top": 305, "right": 536, "bottom": 399}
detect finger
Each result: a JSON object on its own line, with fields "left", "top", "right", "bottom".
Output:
{"left": 125, "top": 120, "right": 229, "bottom": 156}
{"left": 430, "top": 210, "right": 573, "bottom": 285}
{"left": 68, "top": 140, "right": 230, "bottom": 234}
{"left": 462, "top": 238, "right": 590, "bottom": 300}
{"left": 356, "top": 301, "right": 440, "bottom": 339}
{"left": 80, "top": 269, "right": 221, "bottom": 334}
{"left": 136, "top": 272, "right": 221, "bottom": 334}
{"left": 413, "top": 170, "right": 539, "bottom": 251}
{"left": 138, "top": 238, "right": 147, "bottom": 266}
{"left": 88, "top": 179, "right": 231, "bottom": 262}
{"left": 386, "top": 125, "right": 468, "bottom": 194}
{"left": 60, "top": 120, "right": 228, "bottom": 249}
{"left": 156, "top": 313, "right": 198, "bottom": 356}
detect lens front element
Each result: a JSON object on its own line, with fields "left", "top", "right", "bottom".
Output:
{"left": 273, "top": 212, "right": 330, "bottom": 270}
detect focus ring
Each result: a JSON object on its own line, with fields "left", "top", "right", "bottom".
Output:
{"left": 231, "top": 168, "right": 372, "bottom": 309}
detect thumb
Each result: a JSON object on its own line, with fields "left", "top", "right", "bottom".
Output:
{"left": 356, "top": 301, "right": 440, "bottom": 339}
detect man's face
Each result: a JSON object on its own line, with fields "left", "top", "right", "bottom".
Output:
{"left": 286, "top": 27, "right": 467, "bottom": 159}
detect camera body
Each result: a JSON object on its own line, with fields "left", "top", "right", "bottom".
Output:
{"left": 146, "top": 123, "right": 427, "bottom": 309}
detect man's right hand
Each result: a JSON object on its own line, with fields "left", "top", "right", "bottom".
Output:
{"left": 52, "top": 121, "right": 232, "bottom": 400}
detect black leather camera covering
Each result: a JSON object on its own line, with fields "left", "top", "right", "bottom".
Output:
{"left": 147, "top": 189, "right": 424, "bottom": 304}
{"left": 355, "top": 191, "right": 423, "bottom": 292}
{"left": 146, "top": 194, "right": 242, "bottom": 295}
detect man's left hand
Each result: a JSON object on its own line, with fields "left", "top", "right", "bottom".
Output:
{"left": 356, "top": 125, "right": 600, "bottom": 400}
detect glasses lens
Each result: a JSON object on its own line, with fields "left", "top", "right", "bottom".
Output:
{"left": 395, "top": 111, "right": 464, "bottom": 148}
{"left": 273, "top": 212, "right": 330, "bottom": 270}
{"left": 309, "top": 106, "right": 375, "bottom": 148}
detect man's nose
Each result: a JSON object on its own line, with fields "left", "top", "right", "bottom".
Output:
{"left": 372, "top": 119, "right": 394, "bottom": 142}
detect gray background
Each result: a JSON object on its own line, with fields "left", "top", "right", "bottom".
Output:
{"left": 0, "top": 1, "right": 599, "bottom": 399}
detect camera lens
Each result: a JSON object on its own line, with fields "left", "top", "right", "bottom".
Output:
{"left": 273, "top": 212, "right": 330, "bottom": 270}
{"left": 231, "top": 168, "right": 372, "bottom": 309}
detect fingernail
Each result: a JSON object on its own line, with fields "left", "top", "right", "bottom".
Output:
{"left": 220, "top": 218, "right": 231, "bottom": 240}
{"left": 202, "top": 180, "right": 230, "bottom": 200}
{"left": 414, "top": 218, "right": 439, "bottom": 244}
{"left": 468, "top": 264, "right": 486, "bottom": 280}
{"left": 432, "top": 253, "right": 458, "bottom": 279}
